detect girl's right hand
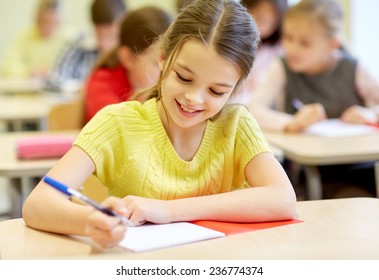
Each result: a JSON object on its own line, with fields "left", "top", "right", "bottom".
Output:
{"left": 85, "top": 197, "right": 128, "bottom": 248}
{"left": 285, "top": 103, "right": 326, "bottom": 133}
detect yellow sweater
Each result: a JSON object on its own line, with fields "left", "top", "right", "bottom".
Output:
{"left": 74, "top": 98, "right": 271, "bottom": 199}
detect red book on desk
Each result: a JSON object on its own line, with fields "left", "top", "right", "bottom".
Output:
{"left": 16, "top": 135, "right": 74, "bottom": 159}
{"left": 192, "top": 219, "right": 302, "bottom": 235}
{"left": 366, "top": 123, "right": 379, "bottom": 129}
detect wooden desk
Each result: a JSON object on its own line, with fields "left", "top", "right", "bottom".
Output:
{"left": 0, "top": 130, "right": 78, "bottom": 218}
{"left": 1, "top": 198, "right": 379, "bottom": 260}
{"left": 264, "top": 131, "right": 379, "bottom": 200}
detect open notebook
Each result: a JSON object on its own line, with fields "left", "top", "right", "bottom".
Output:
{"left": 304, "top": 119, "right": 379, "bottom": 137}
{"left": 119, "top": 219, "right": 302, "bottom": 253}
{"left": 119, "top": 222, "right": 225, "bottom": 253}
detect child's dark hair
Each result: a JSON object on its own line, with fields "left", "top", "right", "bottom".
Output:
{"left": 119, "top": 7, "right": 173, "bottom": 55}
{"left": 94, "top": 6, "right": 173, "bottom": 69}
{"left": 135, "top": 0, "right": 260, "bottom": 101}
{"left": 241, "top": 0, "right": 288, "bottom": 45}
{"left": 91, "top": 0, "right": 127, "bottom": 25}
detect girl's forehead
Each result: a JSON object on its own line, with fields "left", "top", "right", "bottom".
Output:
{"left": 174, "top": 41, "right": 220, "bottom": 67}
{"left": 285, "top": 14, "right": 314, "bottom": 26}
{"left": 171, "top": 40, "right": 240, "bottom": 85}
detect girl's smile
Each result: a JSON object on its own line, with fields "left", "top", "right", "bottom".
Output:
{"left": 175, "top": 99, "right": 204, "bottom": 117}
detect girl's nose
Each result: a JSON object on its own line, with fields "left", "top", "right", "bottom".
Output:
{"left": 184, "top": 89, "right": 204, "bottom": 105}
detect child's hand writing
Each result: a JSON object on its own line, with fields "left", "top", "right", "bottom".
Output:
{"left": 122, "top": 195, "right": 173, "bottom": 226}
{"left": 85, "top": 196, "right": 128, "bottom": 248}
{"left": 285, "top": 103, "right": 326, "bottom": 132}
{"left": 340, "top": 105, "right": 378, "bottom": 125}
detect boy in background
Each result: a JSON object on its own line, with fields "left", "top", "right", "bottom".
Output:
{"left": 45, "top": 0, "right": 127, "bottom": 92}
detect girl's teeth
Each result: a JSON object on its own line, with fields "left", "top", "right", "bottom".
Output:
{"left": 181, "top": 104, "right": 196, "bottom": 113}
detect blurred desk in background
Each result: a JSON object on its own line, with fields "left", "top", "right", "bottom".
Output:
{"left": 265, "top": 131, "right": 379, "bottom": 200}
{"left": 269, "top": 144, "right": 284, "bottom": 162}
{"left": 0, "top": 78, "right": 44, "bottom": 94}
{"left": 0, "top": 91, "right": 77, "bottom": 131}
{"left": 0, "top": 130, "right": 79, "bottom": 218}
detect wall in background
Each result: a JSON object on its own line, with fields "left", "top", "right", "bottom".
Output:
{"left": 350, "top": 0, "right": 379, "bottom": 78}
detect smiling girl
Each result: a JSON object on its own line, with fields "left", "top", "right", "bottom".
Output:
{"left": 23, "top": 0, "right": 296, "bottom": 248}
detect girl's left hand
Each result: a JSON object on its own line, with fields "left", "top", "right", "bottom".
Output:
{"left": 122, "top": 195, "right": 174, "bottom": 226}
{"left": 340, "top": 105, "right": 378, "bottom": 124}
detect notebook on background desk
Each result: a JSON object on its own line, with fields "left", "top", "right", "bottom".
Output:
{"left": 304, "top": 119, "right": 379, "bottom": 137}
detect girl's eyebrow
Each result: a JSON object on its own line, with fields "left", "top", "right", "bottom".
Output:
{"left": 176, "top": 62, "right": 235, "bottom": 88}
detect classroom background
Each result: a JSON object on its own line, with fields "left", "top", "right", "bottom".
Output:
{"left": 0, "top": 0, "right": 378, "bottom": 79}
{"left": 0, "top": 0, "right": 378, "bottom": 216}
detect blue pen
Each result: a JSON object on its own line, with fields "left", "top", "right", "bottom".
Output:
{"left": 291, "top": 98, "right": 304, "bottom": 111}
{"left": 43, "top": 176, "right": 134, "bottom": 227}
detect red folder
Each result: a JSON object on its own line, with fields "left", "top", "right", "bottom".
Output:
{"left": 366, "top": 123, "right": 379, "bottom": 129}
{"left": 192, "top": 219, "right": 302, "bottom": 236}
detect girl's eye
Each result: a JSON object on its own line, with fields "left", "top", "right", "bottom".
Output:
{"left": 210, "top": 88, "right": 225, "bottom": 97}
{"left": 176, "top": 72, "right": 191, "bottom": 82}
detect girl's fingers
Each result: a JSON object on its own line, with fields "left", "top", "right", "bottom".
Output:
{"left": 90, "top": 223, "right": 127, "bottom": 248}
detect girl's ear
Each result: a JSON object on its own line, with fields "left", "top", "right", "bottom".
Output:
{"left": 117, "top": 46, "right": 135, "bottom": 70}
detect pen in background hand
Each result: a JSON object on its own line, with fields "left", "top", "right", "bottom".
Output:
{"left": 291, "top": 98, "right": 304, "bottom": 111}
{"left": 43, "top": 176, "right": 134, "bottom": 227}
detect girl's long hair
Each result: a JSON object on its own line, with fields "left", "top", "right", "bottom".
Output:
{"left": 132, "top": 0, "right": 260, "bottom": 103}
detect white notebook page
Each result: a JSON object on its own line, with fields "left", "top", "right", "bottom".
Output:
{"left": 119, "top": 222, "right": 225, "bottom": 253}
{"left": 304, "top": 119, "right": 378, "bottom": 137}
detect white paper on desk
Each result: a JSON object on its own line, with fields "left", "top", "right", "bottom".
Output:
{"left": 119, "top": 222, "right": 225, "bottom": 253}
{"left": 304, "top": 119, "right": 378, "bottom": 137}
